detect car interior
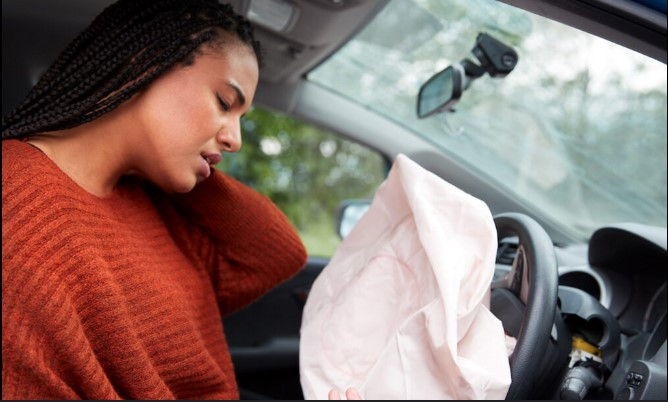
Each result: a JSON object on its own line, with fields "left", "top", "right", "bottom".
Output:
{"left": 2, "top": 0, "right": 666, "bottom": 400}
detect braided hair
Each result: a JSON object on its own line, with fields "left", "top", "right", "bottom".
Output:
{"left": 2, "top": 0, "right": 261, "bottom": 139}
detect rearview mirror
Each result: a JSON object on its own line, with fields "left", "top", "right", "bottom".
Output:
{"left": 417, "top": 32, "right": 518, "bottom": 119}
{"left": 416, "top": 64, "right": 464, "bottom": 118}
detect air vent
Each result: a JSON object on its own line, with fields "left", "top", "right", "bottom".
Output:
{"left": 496, "top": 242, "right": 518, "bottom": 265}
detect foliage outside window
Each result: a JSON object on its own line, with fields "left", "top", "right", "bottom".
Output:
{"left": 218, "top": 107, "right": 387, "bottom": 257}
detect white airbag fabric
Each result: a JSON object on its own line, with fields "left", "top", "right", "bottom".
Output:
{"left": 299, "top": 154, "right": 512, "bottom": 399}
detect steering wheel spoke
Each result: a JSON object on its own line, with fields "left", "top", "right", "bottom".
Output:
{"left": 492, "top": 245, "right": 530, "bottom": 305}
{"left": 492, "top": 213, "right": 559, "bottom": 400}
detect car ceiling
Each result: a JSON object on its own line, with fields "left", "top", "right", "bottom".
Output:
{"left": 502, "top": 0, "right": 666, "bottom": 63}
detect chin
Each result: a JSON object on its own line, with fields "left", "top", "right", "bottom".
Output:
{"left": 158, "top": 175, "right": 197, "bottom": 194}
{"left": 173, "top": 180, "right": 197, "bottom": 194}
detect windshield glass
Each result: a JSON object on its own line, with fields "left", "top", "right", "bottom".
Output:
{"left": 308, "top": 0, "right": 667, "bottom": 241}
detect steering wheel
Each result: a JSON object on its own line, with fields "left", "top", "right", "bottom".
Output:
{"left": 491, "top": 213, "right": 559, "bottom": 400}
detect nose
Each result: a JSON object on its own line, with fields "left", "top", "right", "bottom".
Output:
{"left": 217, "top": 120, "right": 242, "bottom": 153}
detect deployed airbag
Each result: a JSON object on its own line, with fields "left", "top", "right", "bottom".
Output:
{"left": 299, "top": 154, "right": 513, "bottom": 399}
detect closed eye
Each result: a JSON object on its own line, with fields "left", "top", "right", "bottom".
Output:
{"left": 216, "top": 93, "right": 230, "bottom": 112}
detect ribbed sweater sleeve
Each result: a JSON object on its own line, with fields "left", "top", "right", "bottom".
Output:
{"left": 148, "top": 169, "right": 308, "bottom": 315}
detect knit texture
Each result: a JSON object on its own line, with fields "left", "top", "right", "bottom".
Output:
{"left": 2, "top": 139, "right": 308, "bottom": 399}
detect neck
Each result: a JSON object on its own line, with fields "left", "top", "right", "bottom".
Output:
{"left": 25, "top": 109, "right": 139, "bottom": 198}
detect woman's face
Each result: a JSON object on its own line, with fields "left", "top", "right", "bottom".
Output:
{"left": 129, "top": 39, "right": 259, "bottom": 193}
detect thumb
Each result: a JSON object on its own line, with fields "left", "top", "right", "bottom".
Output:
{"left": 346, "top": 388, "right": 363, "bottom": 400}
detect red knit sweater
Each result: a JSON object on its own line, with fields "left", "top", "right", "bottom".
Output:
{"left": 1, "top": 139, "right": 307, "bottom": 399}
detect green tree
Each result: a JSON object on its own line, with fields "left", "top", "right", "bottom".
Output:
{"left": 219, "top": 107, "right": 387, "bottom": 257}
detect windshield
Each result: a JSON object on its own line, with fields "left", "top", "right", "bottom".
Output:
{"left": 308, "top": 0, "right": 667, "bottom": 241}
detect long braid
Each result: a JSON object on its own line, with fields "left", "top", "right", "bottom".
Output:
{"left": 8, "top": 29, "right": 216, "bottom": 136}
{"left": 2, "top": 0, "right": 261, "bottom": 139}
{"left": 10, "top": 15, "right": 209, "bottom": 131}
{"left": 5, "top": 1, "right": 174, "bottom": 123}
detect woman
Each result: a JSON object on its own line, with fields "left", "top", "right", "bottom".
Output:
{"left": 2, "top": 0, "right": 307, "bottom": 399}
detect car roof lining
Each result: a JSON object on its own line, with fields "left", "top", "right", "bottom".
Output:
{"left": 232, "top": 0, "right": 390, "bottom": 85}
{"left": 501, "top": 0, "right": 667, "bottom": 63}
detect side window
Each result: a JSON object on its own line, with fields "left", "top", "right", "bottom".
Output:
{"left": 219, "top": 106, "right": 387, "bottom": 257}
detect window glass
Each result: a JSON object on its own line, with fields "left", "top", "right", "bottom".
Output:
{"left": 309, "top": 0, "right": 667, "bottom": 240}
{"left": 219, "top": 106, "right": 387, "bottom": 257}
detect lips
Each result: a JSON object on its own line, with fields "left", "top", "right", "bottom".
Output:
{"left": 198, "top": 152, "right": 222, "bottom": 179}
{"left": 199, "top": 157, "right": 212, "bottom": 178}
{"left": 202, "top": 153, "right": 222, "bottom": 165}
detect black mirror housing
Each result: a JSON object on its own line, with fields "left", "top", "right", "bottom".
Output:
{"left": 417, "top": 32, "right": 518, "bottom": 119}
{"left": 471, "top": 33, "right": 518, "bottom": 78}
{"left": 416, "top": 64, "right": 465, "bottom": 118}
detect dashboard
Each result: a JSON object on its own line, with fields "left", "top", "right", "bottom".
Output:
{"left": 493, "top": 223, "right": 667, "bottom": 399}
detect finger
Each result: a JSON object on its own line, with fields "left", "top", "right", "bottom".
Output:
{"left": 328, "top": 388, "right": 341, "bottom": 400}
{"left": 346, "top": 388, "right": 363, "bottom": 400}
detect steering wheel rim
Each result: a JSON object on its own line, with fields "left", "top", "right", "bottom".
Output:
{"left": 493, "top": 213, "right": 559, "bottom": 400}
